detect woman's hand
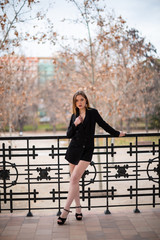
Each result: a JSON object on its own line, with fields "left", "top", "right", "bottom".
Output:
{"left": 74, "top": 116, "right": 83, "bottom": 126}
{"left": 119, "top": 131, "right": 126, "bottom": 137}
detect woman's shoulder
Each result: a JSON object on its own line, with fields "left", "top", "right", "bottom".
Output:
{"left": 87, "top": 108, "right": 98, "bottom": 114}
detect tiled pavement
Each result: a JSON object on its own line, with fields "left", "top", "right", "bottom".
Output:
{"left": 0, "top": 208, "right": 160, "bottom": 240}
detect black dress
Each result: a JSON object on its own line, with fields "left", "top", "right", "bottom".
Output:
{"left": 65, "top": 108, "right": 120, "bottom": 165}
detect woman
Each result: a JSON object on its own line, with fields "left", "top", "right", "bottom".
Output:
{"left": 57, "top": 91, "right": 125, "bottom": 225}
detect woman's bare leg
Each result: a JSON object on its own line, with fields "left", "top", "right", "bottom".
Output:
{"left": 58, "top": 160, "right": 90, "bottom": 219}
{"left": 70, "top": 163, "right": 81, "bottom": 213}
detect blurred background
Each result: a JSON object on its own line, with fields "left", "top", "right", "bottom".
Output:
{"left": 0, "top": 0, "right": 160, "bottom": 135}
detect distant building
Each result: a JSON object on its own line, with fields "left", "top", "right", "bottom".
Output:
{"left": 38, "top": 57, "right": 55, "bottom": 84}
{"left": 23, "top": 57, "right": 56, "bottom": 121}
{"left": 26, "top": 57, "right": 55, "bottom": 84}
{"left": 1, "top": 55, "right": 56, "bottom": 84}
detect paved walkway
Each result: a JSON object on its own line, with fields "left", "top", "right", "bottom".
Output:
{"left": 0, "top": 208, "right": 160, "bottom": 240}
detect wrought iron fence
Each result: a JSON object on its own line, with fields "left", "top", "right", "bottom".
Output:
{"left": 0, "top": 133, "right": 159, "bottom": 216}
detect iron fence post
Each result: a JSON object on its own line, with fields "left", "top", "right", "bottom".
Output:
{"left": 26, "top": 138, "right": 33, "bottom": 217}
{"left": 57, "top": 137, "right": 61, "bottom": 216}
{"left": 134, "top": 136, "right": 140, "bottom": 213}
{"left": 105, "top": 136, "right": 111, "bottom": 214}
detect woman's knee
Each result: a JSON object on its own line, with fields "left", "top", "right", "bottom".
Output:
{"left": 70, "top": 164, "right": 75, "bottom": 176}
{"left": 70, "top": 174, "right": 80, "bottom": 185}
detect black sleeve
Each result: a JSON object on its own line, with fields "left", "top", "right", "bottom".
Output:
{"left": 66, "top": 114, "right": 76, "bottom": 138}
{"left": 94, "top": 109, "right": 120, "bottom": 137}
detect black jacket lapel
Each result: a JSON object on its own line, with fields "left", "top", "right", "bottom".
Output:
{"left": 82, "top": 108, "right": 89, "bottom": 128}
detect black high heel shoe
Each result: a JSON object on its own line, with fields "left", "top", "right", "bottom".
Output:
{"left": 57, "top": 208, "right": 72, "bottom": 225}
{"left": 75, "top": 206, "right": 83, "bottom": 221}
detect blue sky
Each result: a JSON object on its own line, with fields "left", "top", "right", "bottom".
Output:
{"left": 21, "top": 0, "right": 160, "bottom": 57}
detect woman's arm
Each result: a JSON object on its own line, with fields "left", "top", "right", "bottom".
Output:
{"left": 94, "top": 109, "right": 122, "bottom": 137}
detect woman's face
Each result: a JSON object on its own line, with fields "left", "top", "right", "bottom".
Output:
{"left": 75, "top": 95, "right": 86, "bottom": 110}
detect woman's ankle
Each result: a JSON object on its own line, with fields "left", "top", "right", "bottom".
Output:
{"left": 75, "top": 206, "right": 82, "bottom": 214}
{"left": 61, "top": 208, "right": 71, "bottom": 217}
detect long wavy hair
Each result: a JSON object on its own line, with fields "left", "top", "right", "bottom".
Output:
{"left": 72, "top": 91, "right": 90, "bottom": 115}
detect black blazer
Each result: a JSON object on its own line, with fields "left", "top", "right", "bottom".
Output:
{"left": 65, "top": 108, "right": 120, "bottom": 163}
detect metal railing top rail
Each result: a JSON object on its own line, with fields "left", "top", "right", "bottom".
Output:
{"left": 0, "top": 132, "right": 159, "bottom": 140}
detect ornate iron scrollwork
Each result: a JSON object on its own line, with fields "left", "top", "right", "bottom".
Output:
{"left": 147, "top": 157, "right": 159, "bottom": 183}
{"left": 154, "top": 164, "right": 160, "bottom": 176}
{"left": 115, "top": 165, "right": 129, "bottom": 178}
{"left": 37, "top": 167, "right": 51, "bottom": 181}
{"left": 0, "top": 162, "right": 18, "bottom": 188}
{"left": 80, "top": 161, "right": 97, "bottom": 186}
{"left": 0, "top": 169, "right": 10, "bottom": 180}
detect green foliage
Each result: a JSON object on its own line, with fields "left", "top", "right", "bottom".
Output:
{"left": 150, "top": 105, "right": 160, "bottom": 131}
{"left": 55, "top": 123, "right": 67, "bottom": 131}
{"left": 23, "top": 123, "right": 52, "bottom": 131}
{"left": 23, "top": 125, "right": 38, "bottom": 131}
{"left": 96, "top": 136, "right": 160, "bottom": 146}
{"left": 23, "top": 123, "right": 67, "bottom": 132}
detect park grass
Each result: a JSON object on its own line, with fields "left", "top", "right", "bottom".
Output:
{"left": 96, "top": 136, "right": 160, "bottom": 146}
{"left": 23, "top": 123, "right": 66, "bottom": 132}
{"left": 114, "top": 136, "right": 159, "bottom": 145}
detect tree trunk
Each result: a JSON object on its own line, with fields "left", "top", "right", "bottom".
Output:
{"left": 127, "top": 118, "right": 131, "bottom": 133}
{"left": 145, "top": 109, "right": 149, "bottom": 133}
{"left": 120, "top": 118, "right": 123, "bottom": 131}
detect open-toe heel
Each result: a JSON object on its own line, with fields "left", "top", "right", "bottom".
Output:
{"left": 75, "top": 206, "right": 83, "bottom": 221}
{"left": 57, "top": 208, "right": 72, "bottom": 225}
